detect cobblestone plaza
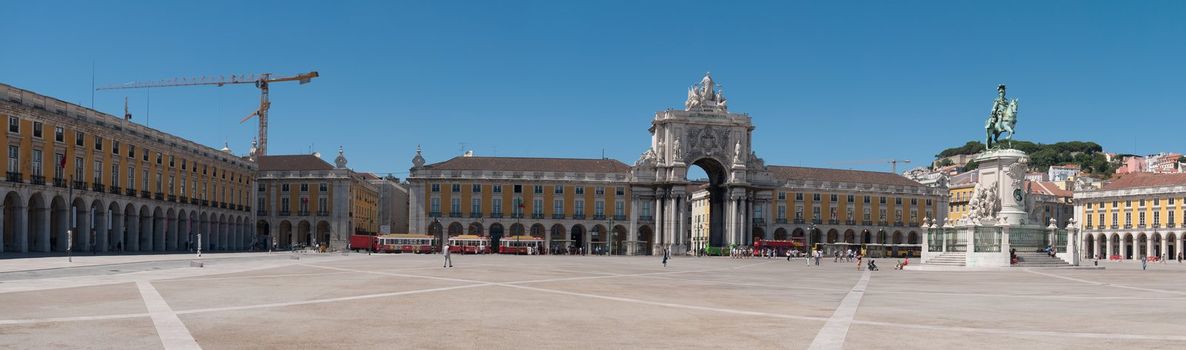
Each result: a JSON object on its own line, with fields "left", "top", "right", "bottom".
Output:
{"left": 1, "top": 253, "right": 1183, "bottom": 349}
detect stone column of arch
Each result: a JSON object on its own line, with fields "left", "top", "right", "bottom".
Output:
{"left": 14, "top": 203, "right": 28, "bottom": 253}
{"left": 154, "top": 212, "right": 165, "bottom": 252}
{"left": 1160, "top": 235, "right": 1168, "bottom": 259}
{"left": 93, "top": 206, "right": 107, "bottom": 252}
{"left": 673, "top": 193, "right": 684, "bottom": 253}
{"left": 653, "top": 195, "right": 662, "bottom": 254}
{"left": 627, "top": 196, "right": 638, "bottom": 255}
{"left": 54, "top": 204, "right": 70, "bottom": 252}
{"left": 1146, "top": 236, "right": 1154, "bottom": 259}
{"left": 76, "top": 204, "right": 91, "bottom": 252}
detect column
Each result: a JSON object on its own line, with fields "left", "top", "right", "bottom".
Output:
{"left": 55, "top": 206, "right": 69, "bottom": 252}
{"left": 1160, "top": 236, "right": 1168, "bottom": 259}
{"left": 37, "top": 206, "right": 51, "bottom": 252}
{"left": 78, "top": 206, "right": 91, "bottom": 252}
{"left": 1146, "top": 236, "right": 1154, "bottom": 259}
{"left": 15, "top": 205, "right": 28, "bottom": 253}
{"left": 95, "top": 209, "right": 108, "bottom": 252}
{"left": 627, "top": 197, "right": 638, "bottom": 255}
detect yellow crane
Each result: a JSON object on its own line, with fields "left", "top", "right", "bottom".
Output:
{"left": 97, "top": 71, "right": 319, "bottom": 156}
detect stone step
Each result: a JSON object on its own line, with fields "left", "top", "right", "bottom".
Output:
{"left": 925, "top": 253, "right": 967, "bottom": 266}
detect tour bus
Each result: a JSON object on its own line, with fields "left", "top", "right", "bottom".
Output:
{"left": 860, "top": 243, "right": 922, "bottom": 258}
{"left": 448, "top": 235, "right": 491, "bottom": 254}
{"left": 377, "top": 234, "right": 437, "bottom": 254}
{"left": 499, "top": 236, "right": 545, "bottom": 255}
{"left": 752, "top": 239, "right": 804, "bottom": 256}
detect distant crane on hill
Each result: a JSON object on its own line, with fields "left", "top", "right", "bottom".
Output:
{"left": 97, "top": 71, "right": 319, "bottom": 156}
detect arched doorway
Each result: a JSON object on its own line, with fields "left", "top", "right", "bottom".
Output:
{"left": 687, "top": 158, "right": 729, "bottom": 248}
{"left": 571, "top": 224, "right": 586, "bottom": 254}
{"left": 257, "top": 220, "right": 271, "bottom": 250}
{"left": 1084, "top": 234, "right": 1095, "bottom": 258}
{"left": 489, "top": 223, "right": 504, "bottom": 249}
{"left": 774, "top": 228, "right": 788, "bottom": 240}
{"left": 1123, "top": 233, "right": 1134, "bottom": 259}
{"left": 612, "top": 225, "right": 627, "bottom": 255}
{"left": 530, "top": 224, "right": 545, "bottom": 238}
{"left": 843, "top": 229, "right": 856, "bottom": 243}
{"left": 278, "top": 220, "right": 293, "bottom": 249}
{"left": 550, "top": 224, "right": 566, "bottom": 254}
{"left": 1167, "top": 233, "right": 1178, "bottom": 260}
{"left": 468, "top": 222, "right": 484, "bottom": 236}
{"left": 637, "top": 225, "right": 653, "bottom": 255}
{"left": 1136, "top": 233, "right": 1147, "bottom": 259}
{"left": 3, "top": 192, "right": 23, "bottom": 253}
{"left": 591, "top": 224, "right": 606, "bottom": 255}
{"left": 447, "top": 222, "right": 464, "bottom": 237}
{"left": 907, "top": 231, "right": 919, "bottom": 245}
{"left": 316, "top": 221, "right": 331, "bottom": 246}
{"left": 1151, "top": 233, "right": 1162, "bottom": 258}
{"left": 751, "top": 227, "right": 765, "bottom": 243}
{"left": 510, "top": 223, "right": 525, "bottom": 237}
{"left": 298, "top": 221, "right": 312, "bottom": 247}
{"left": 826, "top": 229, "right": 838, "bottom": 244}
{"left": 50, "top": 195, "right": 68, "bottom": 252}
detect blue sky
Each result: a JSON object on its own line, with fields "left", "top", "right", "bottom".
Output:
{"left": 2, "top": 1, "right": 1183, "bottom": 178}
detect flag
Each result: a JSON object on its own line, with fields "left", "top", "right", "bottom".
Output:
{"left": 59, "top": 154, "right": 66, "bottom": 169}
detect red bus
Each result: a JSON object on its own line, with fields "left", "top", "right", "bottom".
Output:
{"left": 448, "top": 235, "right": 491, "bottom": 254}
{"left": 378, "top": 234, "right": 436, "bottom": 254}
{"left": 499, "top": 236, "right": 544, "bottom": 255}
{"left": 349, "top": 235, "right": 380, "bottom": 252}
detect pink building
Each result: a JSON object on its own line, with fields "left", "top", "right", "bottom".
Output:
{"left": 1116, "top": 156, "right": 1147, "bottom": 174}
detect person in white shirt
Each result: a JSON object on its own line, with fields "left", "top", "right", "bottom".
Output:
{"left": 443, "top": 243, "right": 453, "bottom": 268}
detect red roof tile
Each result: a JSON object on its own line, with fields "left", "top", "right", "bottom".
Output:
{"left": 767, "top": 166, "right": 923, "bottom": 187}
{"left": 423, "top": 157, "right": 631, "bottom": 173}
{"left": 257, "top": 155, "right": 334, "bottom": 171}
{"left": 1101, "top": 173, "right": 1186, "bottom": 191}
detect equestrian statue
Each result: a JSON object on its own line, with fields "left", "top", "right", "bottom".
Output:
{"left": 984, "top": 84, "right": 1020, "bottom": 150}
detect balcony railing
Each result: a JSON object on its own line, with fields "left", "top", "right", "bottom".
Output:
{"left": 154, "top": 192, "right": 164, "bottom": 200}
{"left": 793, "top": 218, "right": 805, "bottom": 224}
{"left": 168, "top": 194, "right": 176, "bottom": 202}
{"left": 140, "top": 190, "right": 151, "bottom": 198}
{"left": 5, "top": 172, "right": 21, "bottom": 183}
{"left": 812, "top": 219, "right": 822, "bottom": 225}
{"left": 878, "top": 221, "right": 889, "bottom": 226}
{"left": 828, "top": 219, "right": 839, "bottom": 225}
{"left": 511, "top": 213, "right": 524, "bottom": 219}
{"left": 73, "top": 180, "right": 87, "bottom": 190}
{"left": 593, "top": 214, "right": 606, "bottom": 220}
{"left": 179, "top": 196, "right": 188, "bottom": 204}
{"left": 219, "top": 202, "right": 227, "bottom": 209}
{"left": 1138, "top": 224, "right": 1147, "bottom": 229}
{"left": 448, "top": 212, "right": 461, "bottom": 218}
{"left": 125, "top": 188, "right": 136, "bottom": 196}
{"left": 257, "top": 210, "right": 269, "bottom": 216}
{"left": 614, "top": 215, "right": 627, "bottom": 221}
{"left": 1123, "top": 224, "right": 1132, "bottom": 229}
{"left": 92, "top": 183, "right": 105, "bottom": 192}
{"left": 862, "top": 221, "right": 873, "bottom": 226}
{"left": 1168, "top": 222, "right": 1177, "bottom": 228}
{"left": 893, "top": 221, "right": 905, "bottom": 227}
{"left": 298, "top": 211, "right": 310, "bottom": 216}
{"left": 470, "top": 212, "right": 483, "bottom": 218}
{"left": 638, "top": 215, "right": 653, "bottom": 222}
{"left": 279, "top": 210, "right": 291, "bottom": 217}
{"left": 489, "top": 213, "right": 503, "bottom": 218}
{"left": 1111, "top": 224, "right": 1119, "bottom": 229}
{"left": 845, "top": 220, "right": 856, "bottom": 225}
{"left": 31, "top": 175, "right": 45, "bottom": 185}
{"left": 753, "top": 218, "right": 766, "bottom": 225}
{"left": 573, "top": 214, "right": 585, "bottom": 220}
{"left": 316, "top": 211, "right": 329, "bottom": 216}
{"left": 776, "top": 218, "right": 788, "bottom": 224}
{"left": 200, "top": 199, "right": 209, "bottom": 206}
{"left": 531, "top": 213, "right": 544, "bottom": 219}
{"left": 53, "top": 177, "right": 66, "bottom": 187}
{"left": 553, "top": 214, "right": 566, "bottom": 220}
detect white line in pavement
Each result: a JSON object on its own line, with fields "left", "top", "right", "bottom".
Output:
{"left": 808, "top": 271, "right": 871, "bottom": 350}
{"left": 137, "top": 281, "right": 201, "bottom": 350}
{"left": 852, "top": 319, "right": 1186, "bottom": 341}
{"left": 0, "top": 312, "right": 149, "bottom": 325}
{"left": 173, "top": 283, "right": 493, "bottom": 316}
{"left": 1024, "top": 269, "right": 1186, "bottom": 296}
{"left": 499, "top": 283, "right": 830, "bottom": 323}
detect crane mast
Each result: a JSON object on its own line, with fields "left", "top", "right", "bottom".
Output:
{"left": 97, "top": 71, "right": 318, "bottom": 157}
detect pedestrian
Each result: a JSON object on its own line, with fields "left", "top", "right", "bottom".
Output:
{"left": 443, "top": 243, "right": 453, "bottom": 268}
{"left": 786, "top": 249, "right": 792, "bottom": 262}
{"left": 814, "top": 249, "right": 821, "bottom": 266}
{"left": 856, "top": 254, "right": 863, "bottom": 271}
{"left": 1179, "top": 252, "right": 1183, "bottom": 263}
{"left": 662, "top": 247, "right": 670, "bottom": 267}
{"left": 1140, "top": 255, "right": 1147, "bottom": 271}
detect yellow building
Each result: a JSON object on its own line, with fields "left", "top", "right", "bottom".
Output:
{"left": 1076, "top": 172, "right": 1186, "bottom": 260}
{"left": 763, "top": 166, "right": 945, "bottom": 250}
{"left": 689, "top": 182, "right": 710, "bottom": 252}
{"left": 408, "top": 152, "right": 636, "bottom": 255}
{"left": 255, "top": 147, "right": 379, "bottom": 250}
{"left": 1, "top": 83, "right": 256, "bottom": 254}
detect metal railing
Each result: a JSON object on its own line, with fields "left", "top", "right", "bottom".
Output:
{"left": 31, "top": 175, "right": 45, "bottom": 185}
{"left": 5, "top": 172, "right": 21, "bottom": 183}
{"left": 53, "top": 177, "right": 67, "bottom": 187}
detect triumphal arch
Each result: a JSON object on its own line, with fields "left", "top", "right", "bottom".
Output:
{"left": 629, "top": 73, "right": 779, "bottom": 254}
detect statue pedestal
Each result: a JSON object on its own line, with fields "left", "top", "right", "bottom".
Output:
{"left": 974, "top": 149, "right": 1029, "bottom": 226}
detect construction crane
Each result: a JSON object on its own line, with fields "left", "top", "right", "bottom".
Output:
{"left": 830, "top": 158, "right": 912, "bottom": 173}
{"left": 97, "top": 71, "right": 319, "bottom": 156}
